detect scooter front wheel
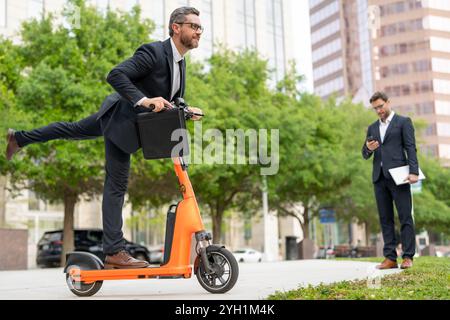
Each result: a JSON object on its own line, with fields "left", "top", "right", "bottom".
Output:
{"left": 65, "top": 265, "right": 103, "bottom": 297}
{"left": 195, "top": 247, "right": 239, "bottom": 294}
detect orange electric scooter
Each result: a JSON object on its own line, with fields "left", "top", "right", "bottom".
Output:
{"left": 64, "top": 99, "right": 239, "bottom": 297}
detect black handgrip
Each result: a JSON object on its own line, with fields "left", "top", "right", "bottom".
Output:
{"left": 184, "top": 110, "right": 205, "bottom": 120}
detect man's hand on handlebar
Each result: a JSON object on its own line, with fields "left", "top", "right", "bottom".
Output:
{"left": 140, "top": 97, "right": 173, "bottom": 112}
{"left": 187, "top": 107, "right": 204, "bottom": 121}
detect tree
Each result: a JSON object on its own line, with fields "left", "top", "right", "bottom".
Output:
{"left": 181, "top": 48, "right": 277, "bottom": 242}
{"left": 0, "top": 36, "right": 26, "bottom": 226}
{"left": 270, "top": 90, "right": 353, "bottom": 241}
{"left": 328, "top": 100, "right": 381, "bottom": 243}
{"left": 413, "top": 156, "right": 450, "bottom": 234}
{"left": 7, "top": 0, "right": 154, "bottom": 263}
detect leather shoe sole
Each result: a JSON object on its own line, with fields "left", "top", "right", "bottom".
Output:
{"left": 104, "top": 263, "right": 149, "bottom": 269}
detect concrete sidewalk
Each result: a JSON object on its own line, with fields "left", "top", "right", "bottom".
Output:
{"left": 0, "top": 260, "right": 402, "bottom": 300}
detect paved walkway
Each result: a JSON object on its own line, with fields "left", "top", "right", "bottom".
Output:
{"left": 0, "top": 259, "right": 402, "bottom": 300}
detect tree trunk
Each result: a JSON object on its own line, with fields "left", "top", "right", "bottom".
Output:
{"left": 302, "top": 206, "right": 310, "bottom": 240}
{"left": 0, "top": 175, "right": 6, "bottom": 227}
{"left": 61, "top": 194, "right": 77, "bottom": 266}
{"left": 211, "top": 209, "right": 224, "bottom": 244}
{"left": 365, "top": 221, "right": 371, "bottom": 246}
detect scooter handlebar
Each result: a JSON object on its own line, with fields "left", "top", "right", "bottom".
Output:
{"left": 147, "top": 99, "right": 204, "bottom": 119}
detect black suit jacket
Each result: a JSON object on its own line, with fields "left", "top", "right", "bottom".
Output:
{"left": 362, "top": 113, "right": 419, "bottom": 183}
{"left": 97, "top": 38, "right": 186, "bottom": 154}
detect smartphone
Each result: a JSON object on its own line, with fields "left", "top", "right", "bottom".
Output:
{"left": 367, "top": 135, "right": 375, "bottom": 142}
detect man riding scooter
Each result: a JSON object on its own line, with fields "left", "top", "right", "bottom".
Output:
{"left": 6, "top": 6, "right": 204, "bottom": 269}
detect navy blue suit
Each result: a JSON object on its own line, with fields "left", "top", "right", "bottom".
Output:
{"left": 362, "top": 113, "right": 418, "bottom": 260}
{"left": 15, "top": 39, "right": 185, "bottom": 255}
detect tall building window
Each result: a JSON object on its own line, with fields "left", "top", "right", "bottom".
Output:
{"left": 358, "top": 0, "right": 373, "bottom": 95}
{"left": 311, "top": 19, "right": 340, "bottom": 45}
{"left": 384, "top": 80, "right": 433, "bottom": 97}
{"left": 266, "top": 0, "right": 285, "bottom": 83}
{"left": 95, "top": 0, "right": 109, "bottom": 15}
{"left": 380, "top": 40, "right": 429, "bottom": 57}
{"left": 380, "top": 0, "right": 422, "bottom": 16}
{"left": 380, "top": 60, "right": 431, "bottom": 78}
{"left": 421, "top": 144, "right": 438, "bottom": 157}
{"left": 312, "top": 38, "right": 341, "bottom": 63}
{"left": 309, "top": 0, "right": 323, "bottom": 10}
{"left": 148, "top": 0, "right": 164, "bottom": 40}
{"left": 315, "top": 76, "right": 344, "bottom": 97}
{"left": 438, "top": 144, "right": 450, "bottom": 159}
{"left": 313, "top": 57, "right": 343, "bottom": 81}
{"left": 236, "top": 0, "right": 256, "bottom": 49}
{"left": 425, "top": 124, "right": 437, "bottom": 136}
{"left": 125, "top": 0, "right": 139, "bottom": 11}
{"left": 435, "top": 101, "right": 450, "bottom": 116}
{"left": 28, "top": 0, "right": 44, "bottom": 19}
{"left": 424, "top": 15, "right": 450, "bottom": 33}
{"left": 0, "top": 0, "right": 6, "bottom": 28}
{"left": 437, "top": 123, "right": 450, "bottom": 137}
{"left": 175, "top": 0, "right": 188, "bottom": 7}
{"left": 310, "top": 0, "right": 338, "bottom": 27}
{"left": 198, "top": 0, "right": 213, "bottom": 57}
{"left": 380, "top": 18, "right": 423, "bottom": 36}
{"left": 423, "top": 0, "right": 450, "bottom": 11}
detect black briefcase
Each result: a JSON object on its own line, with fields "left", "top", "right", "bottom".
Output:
{"left": 136, "top": 108, "right": 190, "bottom": 160}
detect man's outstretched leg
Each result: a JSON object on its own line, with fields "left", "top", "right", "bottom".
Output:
{"left": 102, "top": 138, "right": 149, "bottom": 269}
{"left": 5, "top": 112, "right": 103, "bottom": 160}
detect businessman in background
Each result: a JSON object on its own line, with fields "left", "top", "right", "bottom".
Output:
{"left": 362, "top": 91, "right": 419, "bottom": 270}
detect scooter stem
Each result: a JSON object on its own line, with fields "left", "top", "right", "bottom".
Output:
{"left": 173, "top": 157, "right": 195, "bottom": 200}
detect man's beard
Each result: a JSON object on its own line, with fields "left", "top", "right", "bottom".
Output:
{"left": 180, "top": 33, "right": 199, "bottom": 49}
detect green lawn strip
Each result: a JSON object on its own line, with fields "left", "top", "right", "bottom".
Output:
{"left": 267, "top": 257, "right": 450, "bottom": 300}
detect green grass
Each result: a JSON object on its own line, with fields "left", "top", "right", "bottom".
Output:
{"left": 267, "top": 257, "right": 450, "bottom": 300}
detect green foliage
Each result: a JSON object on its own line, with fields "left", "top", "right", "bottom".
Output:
{"left": 7, "top": 0, "right": 153, "bottom": 201}
{"left": 268, "top": 257, "right": 450, "bottom": 300}
{"left": 0, "top": 37, "right": 27, "bottom": 175}
{"left": 182, "top": 48, "right": 276, "bottom": 240}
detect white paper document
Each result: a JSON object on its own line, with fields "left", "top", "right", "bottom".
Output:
{"left": 388, "top": 165, "right": 426, "bottom": 186}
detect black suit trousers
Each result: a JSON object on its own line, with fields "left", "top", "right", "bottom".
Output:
{"left": 374, "top": 172, "right": 416, "bottom": 260}
{"left": 15, "top": 110, "right": 130, "bottom": 255}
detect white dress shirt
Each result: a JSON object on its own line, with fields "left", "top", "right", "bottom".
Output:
{"left": 379, "top": 111, "right": 395, "bottom": 143}
{"left": 169, "top": 37, "right": 184, "bottom": 101}
{"left": 135, "top": 38, "right": 185, "bottom": 107}
{"left": 379, "top": 111, "right": 394, "bottom": 167}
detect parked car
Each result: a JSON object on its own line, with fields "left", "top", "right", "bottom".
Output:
{"left": 316, "top": 246, "right": 336, "bottom": 259}
{"left": 36, "top": 229, "right": 151, "bottom": 268}
{"left": 232, "top": 248, "right": 263, "bottom": 263}
{"left": 148, "top": 244, "right": 164, "bottom": 264}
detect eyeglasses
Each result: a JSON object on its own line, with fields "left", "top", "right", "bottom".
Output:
{"left": 373, "top": 103, "right": 385, "bottom": 111}
{"left": 176, "top": 22, "right": 204, "bottom": 34}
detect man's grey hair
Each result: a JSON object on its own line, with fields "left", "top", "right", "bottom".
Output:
{"left": 169, "top": 7, "right": 200, "bottom": 37}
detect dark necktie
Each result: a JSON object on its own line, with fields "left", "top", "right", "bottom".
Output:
{"left": 177, "top": 59, "right": 184, "bottom": 98}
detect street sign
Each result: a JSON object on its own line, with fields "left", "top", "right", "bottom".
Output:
{"left": 319, "top": 208, "right": 336, "bottom": 224}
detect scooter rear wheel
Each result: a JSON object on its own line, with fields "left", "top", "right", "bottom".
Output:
{"left": 66, "top": 265, "right": 103, "bottom": 297}
{"left": 196, "top": 247, "right": 239, "bottom": 294}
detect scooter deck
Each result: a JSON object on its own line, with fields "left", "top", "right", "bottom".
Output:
{"left": 70, "top": 265, "right": 192, "bottom": 283}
